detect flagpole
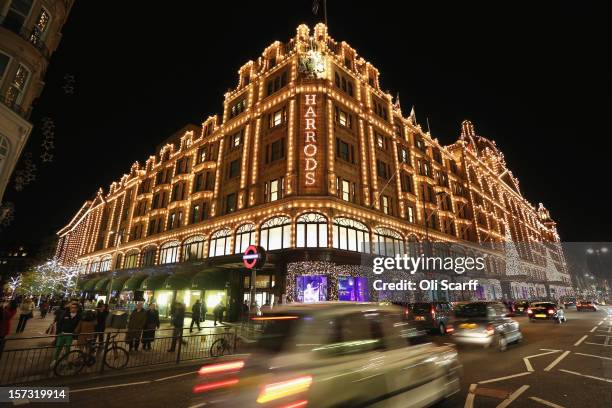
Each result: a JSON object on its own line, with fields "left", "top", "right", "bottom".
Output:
{"left": 324, "top": 0, "right": 328, "bottom": 26}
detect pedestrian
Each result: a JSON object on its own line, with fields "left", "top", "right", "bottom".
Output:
{"left": 15, "top": 298, "right": 34, "bottom": 333}
{"left": 125, "top": 301, "right": 147, "bottom": 352}
{"left": 168, "top": 302, "right": 187, "bottom": 352}
{"left": 52, "top": 302, "right": 81, "bottom": 366}
{"left": 74, "top": 310, "right": 97, "bottom": 351}
{"left": 40, "top": 300, "right": 49, "bottom": 319}
{"left": 190, "top": 299, "right": 203, "bottom": 333}
{"left": 142, "top": 303, "right": 160, "bottom": 351}
{"left": 95, "top": 302, "right": 109, "bottom": 344}
{"left": 213, "top": 302, "right": 225, "bottom": 326}
{"left": 0, "top": 299, "right": 18, "bottom": 358}
{"left": 241, "top": 300, "right": 249, "bottom": 323}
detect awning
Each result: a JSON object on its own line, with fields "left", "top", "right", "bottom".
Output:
{"left": 123, "top": 274, "right": 148, "bottom": 291}
{"left": 76, "top": 277, "right": 94, "bottom": 290}
{"left": 111, "top": 276, "right": 130, "bottom": 292}
{"left": 140, "top": 274, "right": 169, "bottom": 291}
{"left": 82, "top": 277, "right": 103, "bottom": 291}
{"left": 94, "top": 278, "right": 111, "bottom": 291}
{"left": 191, "top": 268, "right": 229, "bottom": 290}
{"left": 162, "top": 272, "right": 196, "bottom": 290}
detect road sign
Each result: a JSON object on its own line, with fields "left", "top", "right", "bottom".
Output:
{"left": 243, "top": 245, "right": 266, "bottom": 269}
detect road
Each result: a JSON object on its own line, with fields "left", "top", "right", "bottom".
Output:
{"left": 13, "top": 307, "right": 612, "bottom": 408}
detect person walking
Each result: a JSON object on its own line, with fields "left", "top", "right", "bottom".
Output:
{"left": 74, "top": 310, "right": 97, "bottom": 351}
{"left": 142, "top": 303, "right": 160, "bottom": 351}
{"left": 95, "top": 302, "right": 109, "bottom": 344}
{"left": 213, "top": 302, "right": 225, "bottom": 326}
{"left": 190, "top": 299, "right": 203, "bottom": 333}
{"left": 125, "top": 301, "right": 147, "bottom": 352}
{"left": 168, "top": 302, "right": 187, "bottom": 352}
{"left": 0, "top": 299, "right": 18, "bottom": 358}
{"left": 15, "top": 298, "right": 34, "bottom": 333}
{"left": 40, "top": 300, "right": 49, "bottom": 319}
{"left": 241, "top": 300, "right": 250, "bottom": 323}
{"left": 52, "top": 302, "right": 81, "bottom": 366}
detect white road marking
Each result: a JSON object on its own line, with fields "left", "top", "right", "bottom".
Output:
{"left": 478, "top": 372, "right": 532, "bottom": 384}
{"left": 574, "top": 335, "right": 588, "bottom": 346}
{"left": 71, "top": 381, "right": 151, "bottom": 393}
{"left": 187, "top": 403, "right": 208, "bottom": 408}
{"left": 529, "top": 396, "right": 565, "bottom": 408}
{"left": 154, "top": 371, "right": 197, "bottom": 381}
{"left": 464, "top": 384, "right": 477, "bottom": 408}
{"left": 597, "top": 321, "right": 603, "bottom": 326}
{"left": 522, "top": 350, "right": 561, "bottom": 372}
{"left": 584, "top": 342, "right": 612, "bottom": 347}
{"left": 590, "top": 326, "right": 598, "bottom": 332}
{"left": 496, "top": 384, "right": 530, "bottom": 408}
{"left": 543, "top": 350, "right": 570, "bottom": 371}
{"left": 559, "top": 369, "right": 612, "bottom": 383}
{"left": 575, "top": 352, "right": 612, "bottom": 361}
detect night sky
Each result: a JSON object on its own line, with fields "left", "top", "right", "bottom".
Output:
{"left": 1, "top": 0, "right": 609, "bottom": 252}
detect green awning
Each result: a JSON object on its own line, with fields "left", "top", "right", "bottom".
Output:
{"left": 162, "top": 273, "right": 195, "bottom": 290}
{"left": 82, "top": 277, "right": 103, "bottom": 291}
{"left": 94, "top": 278, "right": 111, "bottom": 291}
{"left": 111, "top": 276, "right": 130, "bottom": 292}
{"left": 123, "top": 274, "right": 148, "bottom": 291}
{"left": 76, "top": 277, "right": 94, "bottom": 290}
{"left": 191, "top": 269, "right": 229, "bottom": 290}
{"left": 140, "top": 274, "right": 169, "bottom": 291}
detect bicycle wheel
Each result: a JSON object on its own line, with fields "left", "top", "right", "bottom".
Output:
{"left": 210, "top": 339, "right": 231, "bottom": 357}
{"left": 54, "top": 350, "right": 86, "bottom": 377}
{"left": 104, "top": 345, "right": 129, "bottom": 369}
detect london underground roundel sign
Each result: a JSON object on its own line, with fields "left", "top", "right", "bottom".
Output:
{"left": 243, "top": 245, "right": 266, "bottom": 269}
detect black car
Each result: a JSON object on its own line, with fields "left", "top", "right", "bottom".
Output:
{"left": 404, "top": 302, "right": 454, "bottom": 335}
{"left": 528, "top": 302, "right": 566, "bottom": 323}
{"left": 512, "top": 301, "right": 530, "bottom": 315}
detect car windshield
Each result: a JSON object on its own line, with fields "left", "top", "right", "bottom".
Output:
{"left": 454, "top": 303, "right": 487, "bottom": 318}
{"left": 252, "top": 316, "right": 300, "bottom": 353}
{"left": 532, "top": 302, "right": 556, "bottom": 308}
{"left": 516, "top": 301, "right": 529, "bottom": 307}
{"left": 408, "top": 303, "right": 431, "bottom": 314}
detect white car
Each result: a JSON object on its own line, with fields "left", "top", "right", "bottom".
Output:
{"left": 191, "top": 302, "right": 461, "bottom": 407}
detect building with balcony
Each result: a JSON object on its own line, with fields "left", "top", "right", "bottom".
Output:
{"left": 55, "top": 24, "right": 573, "bottom": 320}
{"left": 0, "top": 0, "right": 73, "bottom": 203}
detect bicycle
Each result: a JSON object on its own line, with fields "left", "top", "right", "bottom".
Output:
{"left": 209, "top": 330, "right": 235, "bottom": 357}
{"left": 54, "top": 332, "right": 129, "bottom": 377}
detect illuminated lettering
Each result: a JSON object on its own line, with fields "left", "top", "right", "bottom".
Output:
{"left": 303, "top": 94, "right": 319, "bottom": 186}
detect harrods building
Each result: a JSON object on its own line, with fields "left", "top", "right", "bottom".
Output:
{"left": 55, "top": 24, "right": 573, "bottom": 320}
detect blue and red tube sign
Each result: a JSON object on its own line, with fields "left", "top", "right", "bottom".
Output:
{"left": 243, "top": 245, "right": 266, "bottom": 269}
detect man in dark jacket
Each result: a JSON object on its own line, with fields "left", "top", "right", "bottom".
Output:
{"left": 189, "top": 299, "right": 203, "bottom": 333}
{"left": 126, "top": 302, "right": 147, "bottom": 351}
{"left": 168, "top": 302, "right": 187, "bottom": 352}
{"left": 52, "top": 302, "right": 81, "bottom": 364}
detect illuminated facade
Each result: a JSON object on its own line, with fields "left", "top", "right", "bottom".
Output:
{"left": 0, "top": 0, "right": 74, "bottom": 202}
{"left": 56, "top": 24, "right": 573, "bottom": 317}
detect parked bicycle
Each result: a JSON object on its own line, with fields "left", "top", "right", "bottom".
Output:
{"left": 54, "top": 333, "right": 129, "bottom": 377}
{"left": 209, "top": 330, "right": 236, "bottom": 357}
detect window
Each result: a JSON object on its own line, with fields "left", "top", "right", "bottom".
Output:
{"left": 334, "top": 106, "right": 352, "bottom": 128}
{"left": 373, "top": 228, "right": 404, "bottom": 257}
{"left": 418, "top": 160, "right": 432, "bottom": 177}
{"left": 414, "top": 135, "right": 426, "bottom": 151}
{"left": 175, "top": 157, "right": 190, "bottom": 174}
{"left": 99, "top": 257, "right": 111, "bottom": 272}
{"left": 336, "top": 138, "right": 354, "bottom": 163}
{"left": 336, "top": 178, "right": 351, "bottom": 202}
{"left": 406, "top": 205, "right": 415, "bottom": 223}
{"left": 2, "top": 0, "right": 34, "bottom": 33}
{"left": 167, "top": 210, "right": 182, "bottom": 230}
{"left": 333, "top": 218, "right": 369, "bottom": 253}
{"left": 159, "top": 241, "right": 180, "bottom": 264}
{"left": 372, "top": 99, "right": 388, "bottom": 120}
{"left": 230, "top": 129, "right": 244, "bottom": 148}
{"left": 182, "top": 236, "right": 205, "bottom": 261}
{"left": 381, "top": 195, "right": 391, "bottom": 215}
{"left": 266, "top": 138, "right": 285, "bottom": 163}
{"left": 191, "top": 202, "right": 206, "bottom": 223}
{"left": 235, "top": 223, "right": 256, "bottom": 253}
{"left": 171, "top": 182, "right": 186, "bottom": 201}
{"left": 124, "top": 251, "right": 139, "bottom": 269}
{"left": 375, "top": 133, "right": 385, "bottom": 149}
{"left": 142, "top": 247, "right": 156, "bottom": 267}
{"left": 267, "top": 71, "right": 288, "bottom": 95}
{"left": 334, "top": 72, "right": 354, "bottom": 97}
{"left": 225, "top": 193, "right": 237, "bottom": 214}
{"left": 197, "top": 146, "right": 208, "bottom": 163}
{"left": 5, "top": 64, "right": 30, "bottom": 106}
{"left": 296, "top": 213, "right": 328, "bottom": 248}
{"left": 209, "top": 228, "right": 232, "bottom": 257}
{"left": 449, "top": 160, "right": 458, "bottom": 174}
{"left": 398, "top": 147, "right": 410, "bottom": 164}
{"left": 260, "top": 216, "right": 291, "bottom": 251}
{"left": 433, "top": 148, "right": 443, "bottom": 164}
{"left": 0, "top": 53, "right": 10, "bottom": 82}
{"left": 269, "top": 107, "right": 287, "bottom": 128}
{"left": 228, "top": 159, "right": 240, "bottom": 179}
{"left": 230, "top": 99, "right": 246, "bottom": 118}
{"left": 400, "top": 173, "right": 413, "bottom": 193}
{"left": 264, "top": 177, "right": 284, "bottom": 202}
{"left": 376, "top": 160, "right": 389, "bottom": 179}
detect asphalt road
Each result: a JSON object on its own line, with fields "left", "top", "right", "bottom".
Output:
{"left": 12, "top": 307, "right": 612, "bottom": 408}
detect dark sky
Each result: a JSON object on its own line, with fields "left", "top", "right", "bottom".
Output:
{"left": 1, "top": 0, "right": 609, "bottom": 251}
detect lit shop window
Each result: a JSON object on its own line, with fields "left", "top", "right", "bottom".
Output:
{"left": 209, "top": 228, "right": 232, "bottom": 257}
{"left": 159, "top": 241, "right": 180, "bottom": 264}
{"left": 373, "top": 227, "right": 404, "bottom": 257}
{"left": 296, "top": 213, "right": 328, "bottom": 248}
{"left": 260, "top": 216, "right": 291, "bottom": 251}
{"left": 182, "top": 235, "right": 205, "bottom": 261}
{"left": 124, "top": 251, "right": 139, "bottom": 269}
{"left": 234, "top": 223, "right": 255, "bottom": 254}
{"left": 5, "top": 64, "right": 30, "bottom": 106}
{"left": 332, "top": 217, "right": 369, "bottom": 253}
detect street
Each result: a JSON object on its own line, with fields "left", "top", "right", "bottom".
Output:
{"left": 14, "top": 307, "right": 610, "bottom": 408}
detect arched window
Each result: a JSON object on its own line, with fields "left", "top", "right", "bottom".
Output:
{"left": 183, "top": 235, "right": 205, "bottom": 261}
{"left": 159, "top": 241, "right": 180, "bottom": 264}
{"left": 142, "top": 246, "right": 157, "bottom": 267}
{"left": 260, "top": 216, "right": 291, "bottom": 250}
{"left": 296, "top": 213, "right": 328, "bottom": 248}
{"left": 332, "top": 218, "right": 369, "bottom": 253}
{"left": 114, "top": 253, "right": 123, "bottom": 269}
{"left": 373, "top": 227, "right": 404, "bottom": 257}
{"left": 124, "top": 250, "right": 139, "bottom": 269}
{"left": 235, "top": 224, "right": 255, "bottom": 254}
{"left": 209, "top": 228, "right": 232, "bottom": 257}
{"left": 99, "top": 256, "right": 111, "bottom": 272}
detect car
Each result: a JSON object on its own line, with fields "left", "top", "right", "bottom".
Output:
{"left": 451, "top": 301, "right": 522, "bottom": 351}
{"left": 190, "top": 302, "right": 462, "bottom": 408}
{"left": 403, "top": 301, "right": 455, "bottom": 335}
{"left": 512, "top": 300, "right": 530, "bottom": 315}
{"left": 576, "top": 300, "right": 598, "bottom": 312}
{"left": 527, "top": 302, "right": 566, "bottom": 323}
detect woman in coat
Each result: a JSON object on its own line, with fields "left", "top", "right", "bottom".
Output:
{"left": 142, "top": 303, "right": 160, "bottom": 351}
{"left": 74, "top": 310, "right": 97, "bottom": 350}
{"left": 125, "top": 302, "right": 147, "bottom": 351}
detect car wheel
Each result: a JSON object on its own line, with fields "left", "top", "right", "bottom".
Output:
{"left": 439, "top": 323, "right": 446, "bottom": 335}
{"left": 498, "top": 335, "right": 508, "bottom": 352}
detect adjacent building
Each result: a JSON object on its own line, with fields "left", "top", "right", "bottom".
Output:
{"left": 55, "top": 24, "right": 573, "bottom": 319}
{"left": 0, "top": 0, "right": 74, "bottom": 203}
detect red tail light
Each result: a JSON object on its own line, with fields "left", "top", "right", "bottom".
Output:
{"left": 193, "top": 378, "right": 239, "bottom": 393}
{"left": 278, "top": 400, "right": 309, "bottom": 408}
{"left": 548, "top": 309, "right": 555, "bottom": 315}
{"left": 431, "top": 305, "right": 436, "bottom": 319}
{"left": 198, "top": 360, "right": 245, "bottom": 376}
{"left": 445, "top": 325, "right": 455, "bottom": 333}
{"left": 485, "top": 324, "right": 495, "bottom": 336}
{"left": 527, "top": 308, "right": 533, "bottom": 314}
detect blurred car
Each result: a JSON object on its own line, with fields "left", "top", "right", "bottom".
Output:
{"left": 451, "top": 302, "right": 522, "bottom": 351}
{"left": 527, "top": 302, "right": 566, "bottom": 323}
{"left": 403, "top": 301, "right": 454, "bottom": 335}
{"left": 512, "top": 300, "right": 530, "bottom": 315}
{"left": 576, "top": 300, "right": 598, "bottom": 312}
{"left": 191, "top": 302, "right": 461, "bottom": 408}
